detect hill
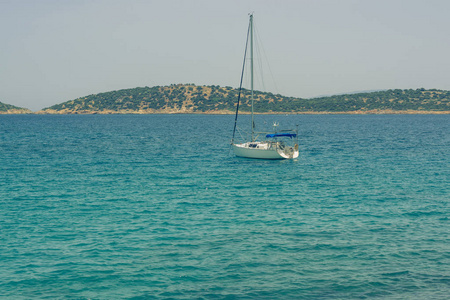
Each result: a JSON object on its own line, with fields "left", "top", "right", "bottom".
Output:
{"left": 0, "top": 101, "right": 32, "bottom": 114}
{"left": 38, "top": 84, "right": 450, "bottom": 114}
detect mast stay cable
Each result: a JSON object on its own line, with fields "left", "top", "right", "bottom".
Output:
{"left": 231, "top": 15, "right": 252, "bottom": 145}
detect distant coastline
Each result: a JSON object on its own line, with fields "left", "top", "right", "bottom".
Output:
{"left": 29, "top": 109, "right": 450, "bottom": 115}
{"left": 2, "top": 84, "right": 450, "bottom": 114}
{"left": 2, "top": 110, "right": 450, "bottom": 115}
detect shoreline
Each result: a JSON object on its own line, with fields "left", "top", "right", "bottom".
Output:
{"left": 3, "top": 109, "right": 449, "bottom": 115}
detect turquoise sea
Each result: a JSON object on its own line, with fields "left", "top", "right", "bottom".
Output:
{"left": 0, "top": 114, "right": 449, "bottom": 299}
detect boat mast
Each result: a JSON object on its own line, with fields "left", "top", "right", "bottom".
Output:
{"left": 250, "top": 13, "right": 254, "bottom": 141}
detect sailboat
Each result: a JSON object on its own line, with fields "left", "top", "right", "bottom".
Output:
{"left": 231, "top": 14, "right": 299, "bottom": 160}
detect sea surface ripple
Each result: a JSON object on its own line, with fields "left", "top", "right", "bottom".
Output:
{"left": 0, "top": 114, "right": 449, "bottom": 299}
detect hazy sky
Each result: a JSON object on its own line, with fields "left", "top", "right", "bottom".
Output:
{"left": 2, "top": 0, "right": 450, "bottom": 111}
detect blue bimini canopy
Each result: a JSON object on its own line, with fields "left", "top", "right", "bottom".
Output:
{"left": 266, "top": 133, "right": 297, "bottom": 138}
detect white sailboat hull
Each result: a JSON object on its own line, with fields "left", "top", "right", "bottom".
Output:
{"left": 232, "top": 142, "right": 299, "bottom": 160}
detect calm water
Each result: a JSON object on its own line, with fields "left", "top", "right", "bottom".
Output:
{"left": 0, "top": 114, "right": 449, "bottom": 299}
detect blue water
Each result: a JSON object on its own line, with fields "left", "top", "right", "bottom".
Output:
{"left": 0, "top": 114, "right": 449, "bottom": 299}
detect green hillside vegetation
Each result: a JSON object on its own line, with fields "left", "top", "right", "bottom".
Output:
{"left": 0, "top": 101, "right": 32, "bottom": 114}
{"left": 309, "top": 88, "right": 450, "bottom": 112}
{"left": 40, "top": 84, "right": 450, "bottom": 114}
